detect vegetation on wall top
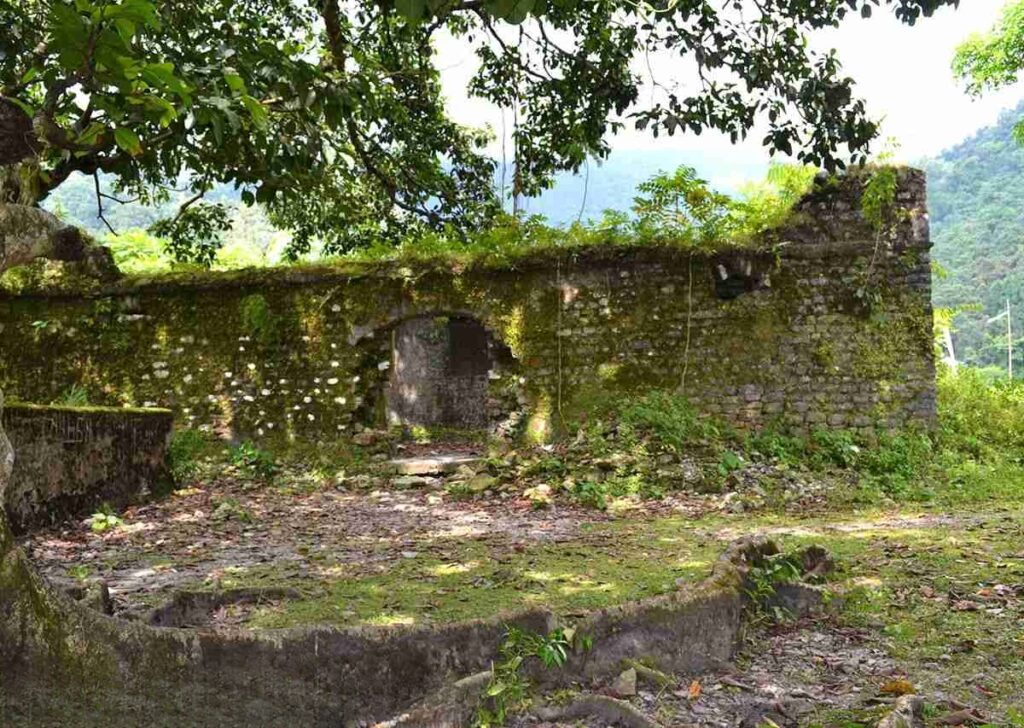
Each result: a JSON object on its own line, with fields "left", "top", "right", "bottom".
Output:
{"left": 2, "top": 163, "right": 828, "bottom": 293}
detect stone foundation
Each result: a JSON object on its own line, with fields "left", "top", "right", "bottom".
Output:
{"left": 1, "top": 403, "right": 172, "bottom": 532}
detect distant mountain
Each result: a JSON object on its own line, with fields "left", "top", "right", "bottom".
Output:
{"left": 921, "top": 102, "right": 1024, "bottom": 373}
{"left": 45, "top": 174, "right": 243, "bottom": 234}
{"left": 507, "top": 146, "right": 767, "bottom": 225}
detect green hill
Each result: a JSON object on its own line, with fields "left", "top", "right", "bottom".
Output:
{"left": 923, "top": 103, "right": 1024, "bottom": 374}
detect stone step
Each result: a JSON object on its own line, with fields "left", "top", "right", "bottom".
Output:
{"left": 389, "top": 454, "right": 482, "bottom": 476}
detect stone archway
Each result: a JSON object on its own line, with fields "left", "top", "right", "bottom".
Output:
{"left": 385, "top": 315, "right": 495, "bottom": 430}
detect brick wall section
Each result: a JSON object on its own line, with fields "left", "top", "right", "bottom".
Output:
{"left": 0, "top": 169, "right": 935, "bottom": 444}
{"left": 1, "top": 404, "right": 173, "bottom": 532}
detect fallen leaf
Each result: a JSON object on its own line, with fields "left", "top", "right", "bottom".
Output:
{"left": 880, "top": 679, "right": 915, "bottom": 696}
{"left": 688, "top": 679, "right": 701, "bottom": 701}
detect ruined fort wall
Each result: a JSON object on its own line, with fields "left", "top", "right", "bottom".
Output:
{"left": 0, "top": 169, "right": 935, "bottom": 443}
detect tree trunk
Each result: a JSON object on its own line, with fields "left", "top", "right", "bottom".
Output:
{"left": 0, "top": 203, "right": 119, "bottom": 280}
{"left": 0, "top": 97, "right": 37, "bottom": 168}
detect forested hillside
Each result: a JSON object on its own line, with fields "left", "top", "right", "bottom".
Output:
{"left": 923, "top": 103, "right": 1024, "bottom": 375}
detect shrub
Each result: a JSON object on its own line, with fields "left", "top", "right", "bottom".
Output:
{"left": 229, "top": 441, "right": 277, "bottom": 481}
{"left": 168, "top": 429, "right": 208, "bottom": 483}
{"left": 808, "top": 429, "right": 861, "bottom": 469}
{"left": 745, "top": 428, "right": 808, "bottom": 464}
{"left": 620, "top": 391, "right": 718, "bottom": 454}
{"left": 937, "top": 366, "right": 1024, "bottom": 463}
{"left": 860, "top": 431, "right": 934, "bottom": 498}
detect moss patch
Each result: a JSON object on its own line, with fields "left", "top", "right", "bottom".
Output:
{"left": 227, "top": 519, "right": 721, "bottom": 629}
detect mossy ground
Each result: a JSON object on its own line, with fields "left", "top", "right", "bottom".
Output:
{"left": 241, "top": 519, "right": 720, "bottom": 628}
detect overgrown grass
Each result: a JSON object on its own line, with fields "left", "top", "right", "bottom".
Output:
{"left": 556, "top": 365, "right": 1024, "bottom": 510}
{"left": 937, "top": 366, "right": 1024, "bottom": 462}
{"left": 243, "top": 520, "right": 719, "bottom": 629}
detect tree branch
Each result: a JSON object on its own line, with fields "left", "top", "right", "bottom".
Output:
{"left": 93, "top": 172, "right": 117, "bottom": 235}
{"left": 0, "top": 203, "right": 117, "bottom": 280}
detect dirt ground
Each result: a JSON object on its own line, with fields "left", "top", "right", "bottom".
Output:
{"left": 512, "top": 618, "right": 909, "bottom": 728}
{"left": 19, "top": 465, "right": 719, "bottom": 621}
{"left": 16, "top": 457, "right": 1024, "bottom": 725}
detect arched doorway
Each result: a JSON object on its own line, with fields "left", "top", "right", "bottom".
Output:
{"left": 385, "top": 315, "right": 498, "bottom": 429}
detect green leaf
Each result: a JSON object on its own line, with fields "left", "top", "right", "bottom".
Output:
{"left": 113, "top": 127, "right": 143, "bottom": 156}
{"left": 143, "top": 96, "right": 179, "bottom": 126}
{"left": 484, "top": 0, "right": 535, "bottom": 23}
{"left": 395, "top": 0, "right": 426, "bottom": 21}
{"left": 75, "top": 122, "right": 108, "bottom": 147}
{"left": 140, "top": 62, "right": 177, "bottom": 88}
{"left": 223, "top": 72, "right": 246, "bottom": 94}
{"left": 49, "top": 2, "right": 90, "bottom": 70}
{"left": 106, "top": 0, "right": 160, "bottom": 29}
{"left": 241, "top": 95, "right": 268, "bottom": 129}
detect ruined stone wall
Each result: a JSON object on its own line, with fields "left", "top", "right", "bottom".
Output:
{"left": 0, "top": 169, "right": 936, "bottom": 444}
{"left": 1, "top": 403, "right": 172, "bottom": 532}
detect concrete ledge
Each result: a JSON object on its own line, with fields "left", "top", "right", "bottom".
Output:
{"left": 1, "top": 403, "right": 173, "bottom": 533}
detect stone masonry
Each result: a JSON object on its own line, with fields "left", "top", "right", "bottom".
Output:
{"left": 0, "top": 168, "right": 935, "bottom": 443}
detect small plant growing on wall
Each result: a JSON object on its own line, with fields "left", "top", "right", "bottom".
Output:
{"left": 53, "top": 384, "right": 89, "bottom": 407}
{"left": 239, "top": 294, "right": 279, "bottom": 345}
{"left": 474, "top": 626, "right": 574, "bottom": 727}
{"left": 745, "top": 552, "right": 802, "bottom": 625}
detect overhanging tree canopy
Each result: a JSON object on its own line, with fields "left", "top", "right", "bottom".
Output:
{"left": 0, "top": 0, "right": 960, "bottom": 263}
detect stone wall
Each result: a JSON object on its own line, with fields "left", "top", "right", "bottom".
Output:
{"left": 1, "top": 403, "right": 172, "bottom": 532}
{"left": 0, "top": 169, "right": 936, "bottom": 444}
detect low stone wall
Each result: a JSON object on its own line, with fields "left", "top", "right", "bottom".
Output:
{"left": 1, "top": 403, "right": 172, "bottom": 532}
{"left": 0, "top": 496, "right": 801, "bottom": 728}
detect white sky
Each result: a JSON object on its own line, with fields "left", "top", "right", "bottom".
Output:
{"left": 439, "top": 1, "right": 1024, "bottom": 173}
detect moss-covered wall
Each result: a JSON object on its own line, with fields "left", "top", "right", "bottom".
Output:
{"left": 0, "top": 170, "right": 936, "bottom": 444}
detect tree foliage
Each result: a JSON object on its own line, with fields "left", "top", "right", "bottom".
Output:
{"left": 1, "top": 0, "right": 960, "bottom": 264}
{"left": 954, "top": 0, "right": 1024, "bottom": 142}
